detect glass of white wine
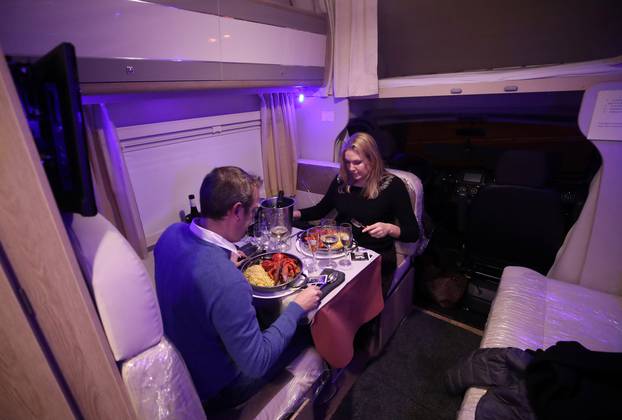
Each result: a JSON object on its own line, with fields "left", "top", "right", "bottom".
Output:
{"left": 338, "top": 223, "right": 352, "bottom": 267}
{"left": 319, "top": 225, "right": 338, "bottom": 269}
{"left": 269, "top": 219, "right": 289, "bottom": 251}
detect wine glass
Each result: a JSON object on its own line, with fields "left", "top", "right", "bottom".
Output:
{"left": 267, "top": 210, "right": 289, "bottom": 251}
{"left": 252, "top": 212, "right": 269, "bottom": 249}
{"left": 306, "top": 227, "right": 321, "bottom": 274}
{"left": 319, "top": 225, "right": 338, "bottom": 269}
{"left": 320, "top": 217, "right": 336, "bottom": 227}
{"left": 338, "top": 223, "right": 352, "bottom": 267}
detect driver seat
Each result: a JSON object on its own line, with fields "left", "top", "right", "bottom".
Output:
{"left": 467, "top": 150, "right": 565, "bottom": 275}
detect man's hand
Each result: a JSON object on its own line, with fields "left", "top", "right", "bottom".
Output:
{"left": 362, "top": 222, "right": 400, "bottom": 239}
{"left": 293, "top": 285, "right": 322, "bottom": 312}
{"left": 230, "top": 250, "right": 246, "bottom": 268}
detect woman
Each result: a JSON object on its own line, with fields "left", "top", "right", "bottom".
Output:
{"left": 293, "top": 132, "right": 419, "bottom": 295}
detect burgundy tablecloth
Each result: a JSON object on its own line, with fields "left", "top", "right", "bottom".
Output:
{"left": 310, "top": 257, "right": 384, "bottom": 368}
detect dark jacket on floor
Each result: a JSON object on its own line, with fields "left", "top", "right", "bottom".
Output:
{"left": 446, "top": 341, "right": 622, "bottom": 420}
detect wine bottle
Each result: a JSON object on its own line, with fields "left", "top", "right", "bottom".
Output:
{"left": 184, "top": 194, "right": 200, "bottom": 223}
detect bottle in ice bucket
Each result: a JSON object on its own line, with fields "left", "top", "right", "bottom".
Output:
{"left": 184, "top": 194, "right": 200, "bottom": 223}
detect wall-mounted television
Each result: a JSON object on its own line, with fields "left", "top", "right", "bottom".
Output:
{"left": 8, "top": 43, "right": 97, "bottom": 216}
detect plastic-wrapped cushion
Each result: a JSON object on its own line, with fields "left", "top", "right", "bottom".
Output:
{"left": 122, "top": 337, "right": 206, "bottom": 420}
{"left": 481, "top": 266, "right": 622, "bottom": 351}
{"left": 387, "top": 168, "right": 428, "bottom": 257}
{"left": 457, "top": 266, "right": 622, "bottom": 420}
{"left": 254, "top": 347, "right": 325, "bottom": 420}
{"left": 64, "top": 213, "right": 162, "bottom": 361}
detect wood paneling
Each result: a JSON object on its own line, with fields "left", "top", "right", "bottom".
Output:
{"left": 0, "top": 262, "right": 75, "bottom": 419}
{"left": 0, "top": 48, "right": 136, "bottom": 419}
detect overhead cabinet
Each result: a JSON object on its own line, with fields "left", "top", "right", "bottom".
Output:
{"left": 0, "top": 0, "right": 326, "bottom": 91}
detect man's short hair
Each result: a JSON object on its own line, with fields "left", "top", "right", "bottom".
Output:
{"left": 199, "top": 167, "right": 262, "bottom": 219}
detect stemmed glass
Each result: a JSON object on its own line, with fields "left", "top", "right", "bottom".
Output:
{"left": 305, "top": 227, "right": 321, "bottom": 274}
{"left": 319, "top": 224, "right": 338, "bottom": 269}
{"left": 338, "top": 223, "right": 352, "bottom": 267}
{"left": 267, "top": 209, "right": 289, "bottom": 251}
{"left": 252, "top": 212, "right": 269, "bottom": 250}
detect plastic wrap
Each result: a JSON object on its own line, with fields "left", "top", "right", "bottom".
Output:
{"left": 254, "top": 347, "right": 326, "bottom": 420}
{"left": 122, "top": 337, "right": 206, "bottom": 420}
{"left": 457, "top": 266, "right": 622, "bottom": 420}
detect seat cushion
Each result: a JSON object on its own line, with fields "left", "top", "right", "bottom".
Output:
{"left": 481, "top": 266, "right": 622, "bottom": 352}
{"left": 253, "top": 347, "right": 325, "bottom": 420}
{"left": 457, "top": 266, "right": 622, "bottom": 420}
{"left": 122, "top": 337, "right": 206, "bottom": 420}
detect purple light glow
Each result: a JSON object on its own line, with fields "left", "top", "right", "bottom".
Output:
{"left": 298, "top": 93, "right": 305, "bottom": 103}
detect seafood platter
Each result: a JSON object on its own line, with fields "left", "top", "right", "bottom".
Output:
{"left": 241, "top": 252, "right": 304, "bottom": 293}
{"left": 296, "top": 227, "right": 356, "bottom": 259}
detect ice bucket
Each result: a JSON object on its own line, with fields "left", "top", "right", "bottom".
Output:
{"left": 259, "top": 195, "right": 295, "bottom": 250}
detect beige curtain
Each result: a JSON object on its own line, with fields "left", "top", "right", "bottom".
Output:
{"left": 332, "top": 0, "right": 378, "bottom": 98}
{"left": 83, "top": 104, "right": 147, "bottom": 258}
{"left": 259, "top": 93, "right": 299, "bottom": 197}
{"left": 315, "top": 0, "right": 336, "bottom": 97}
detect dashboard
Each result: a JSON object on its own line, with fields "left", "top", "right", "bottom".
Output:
{"left": 434, "top": 169, "right": 489, "bottom": 200}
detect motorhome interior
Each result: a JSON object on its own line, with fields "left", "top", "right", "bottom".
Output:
{"left": 1, "top": 1, "right": 621, "bottom": 419}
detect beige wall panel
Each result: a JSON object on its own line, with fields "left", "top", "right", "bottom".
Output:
{"left": 0, "top": 49, "right": 136, "bottom": 419}
{"left": 0, "top": 264, "right": 75, "bottom": 419}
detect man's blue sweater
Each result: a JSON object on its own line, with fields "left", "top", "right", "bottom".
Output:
{"left": 154, "top": 223, "right": 304, "bottom": 401}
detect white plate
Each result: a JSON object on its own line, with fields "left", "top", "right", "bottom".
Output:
{"left": 295, "top": 237, "right": 355, "bottom": 259}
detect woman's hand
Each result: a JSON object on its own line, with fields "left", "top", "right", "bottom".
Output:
{"left": 293, "top": 210, "right": 301, "bottom": 220}
{"left": 293, "top": 285, "right": 322, "bottom": 312}
{"left": 362, "top": 222, "right": 400, "bottom": 239}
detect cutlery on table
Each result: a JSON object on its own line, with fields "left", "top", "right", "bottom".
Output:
{"left": 350, "top": 218, "right": 365, "bottom": 230}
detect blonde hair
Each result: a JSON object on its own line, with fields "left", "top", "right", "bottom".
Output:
{"left": 338, "top": 132, "right": 388, "bottom": 199}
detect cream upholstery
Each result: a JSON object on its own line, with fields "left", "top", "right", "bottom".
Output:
{"left": 65, "top": 213, "right": 206, "bottom": 420}
{"left": 457, "top": 266, "right": 622, "bottom": 420}
{"left": 65, "top": 213, "right": 324, "bottom": 420}
{"left": 387, "top": 167, "right": 428, "bottom": 260}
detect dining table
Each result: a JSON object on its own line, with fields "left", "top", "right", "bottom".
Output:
{"left": 245, "top": 228, "right": 385, "bottom": 368}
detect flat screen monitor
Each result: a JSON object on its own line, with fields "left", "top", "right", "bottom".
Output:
{"left": 8, "top": 43, "right": 97, "bottom": 216}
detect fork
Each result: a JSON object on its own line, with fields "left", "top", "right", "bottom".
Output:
{"left": 350, "top": 218, "right": 365, "bottom": 229}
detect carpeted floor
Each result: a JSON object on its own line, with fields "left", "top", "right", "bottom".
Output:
{"left": 332, "top": 310, "right": 482, "bottom": 420}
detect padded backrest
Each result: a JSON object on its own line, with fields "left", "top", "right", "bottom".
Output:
{"left": 468, "top": 152, "right": 564, "bottom": 274}
{"left": 469, "top": 186, "right": 565, "bottom": 273}
{"left": 64, "top": 213, "right": 163, "bottom": 361}
{"left": 495, "top": 150, "right": 549, "bottom": 187}
{"left": 386, "top": 168, "right": 428, "bottom": 257}
{"left": 64, "top": 213, "right": 206, "bottom": 420}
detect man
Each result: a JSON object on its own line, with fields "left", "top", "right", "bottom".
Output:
{"left": 154, "top": 166, "right": 321, "bottom": 410}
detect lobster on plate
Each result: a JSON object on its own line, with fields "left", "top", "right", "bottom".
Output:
{"left": 261, "top": 253, "right": 301, "bottom": 284}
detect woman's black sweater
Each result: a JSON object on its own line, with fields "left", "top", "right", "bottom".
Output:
{"left": 299, "top": 174, "right": 419, "bottom": 253}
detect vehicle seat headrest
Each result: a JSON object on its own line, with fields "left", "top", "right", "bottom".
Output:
{"left": 495, "top": 150, "right": 549, "bottom": 188}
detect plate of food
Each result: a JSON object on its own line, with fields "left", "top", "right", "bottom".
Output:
{"left": 241, "top": 252, "right": 304, "bottom": 293}
{"left": 295, "top": 227, "right": 356, "bottom": 259}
